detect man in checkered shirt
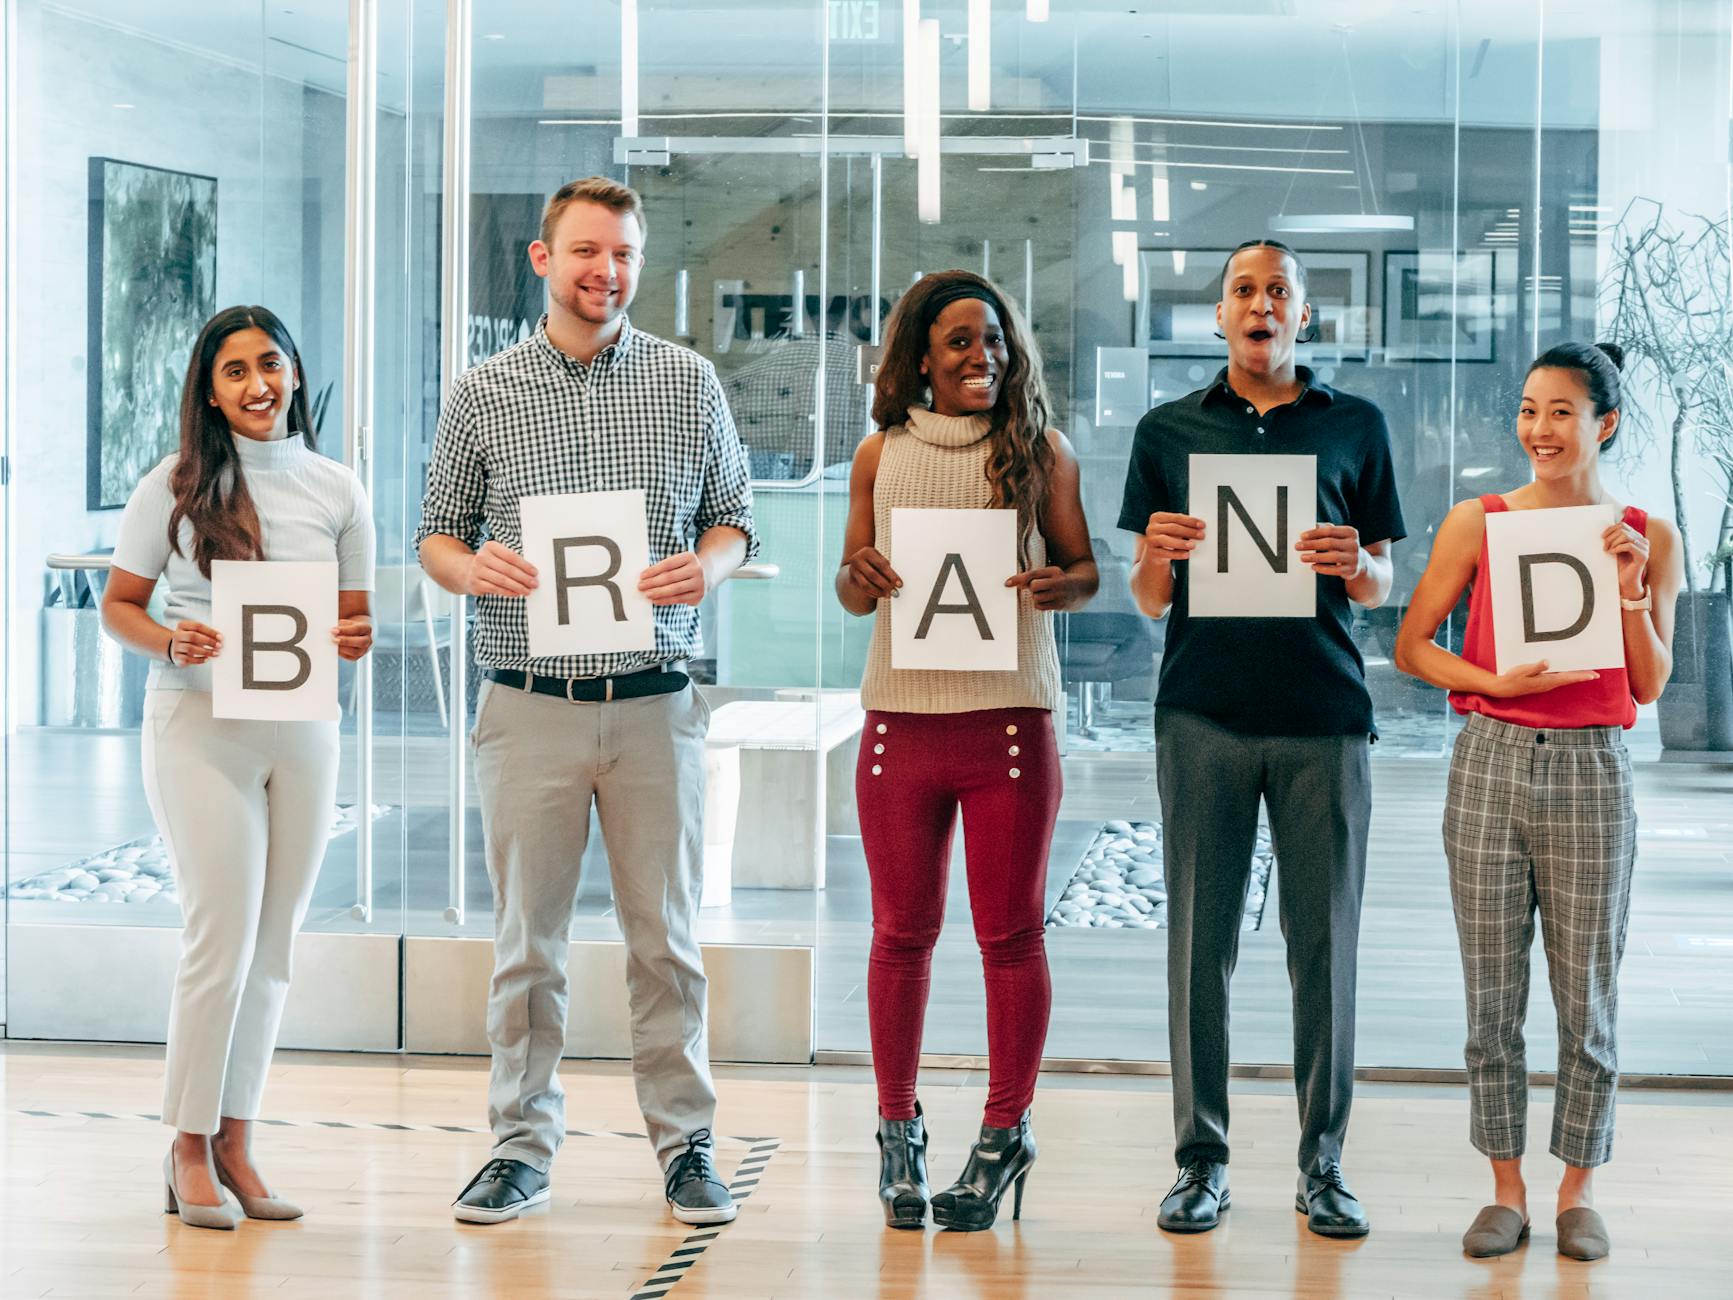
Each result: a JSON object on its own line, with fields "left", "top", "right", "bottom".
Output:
{"left": 417, "top": 177, "right": 756, "bottom": 1230}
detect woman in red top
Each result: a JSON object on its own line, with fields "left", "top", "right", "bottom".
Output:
{"left": 1395, "top": 342, "right": 1682, "bottom": 1263}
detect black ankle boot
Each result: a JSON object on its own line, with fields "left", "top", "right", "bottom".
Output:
{"left": 876, "top": 1104, "right": 929, "bottom": 1229}
{"left": 929, "top": 1111, "right": 1035, "bottom": 1232}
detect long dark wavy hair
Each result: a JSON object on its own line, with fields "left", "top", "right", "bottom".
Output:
{"left": 872, "top": 271, "right": 1053, "bottom": 556}
{"left": 168, "top": 306, "right": 314, "bottom": 577}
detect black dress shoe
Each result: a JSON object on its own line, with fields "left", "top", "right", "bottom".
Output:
{"left": 930, "top": 1111, "right": 1036, "bottom": 1232}
{"left": 876, "top": 1104, "right": 930, "bottom": 1229}
{"left": 1158, "top": 1160, "right": 1229, "bottom": 1233}
{"left": 1296, "top": 1163, "right": 1369, "bottom": 1238}
{"left": 453, "top": 1157, "right": 550, "bottom": 1224}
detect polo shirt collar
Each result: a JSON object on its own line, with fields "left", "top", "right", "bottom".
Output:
{"left": 532, "top": 313, "right": 636, "bottom": 374}
{"left": 1203, "top": 365, "right": 1335, "bottom": 409}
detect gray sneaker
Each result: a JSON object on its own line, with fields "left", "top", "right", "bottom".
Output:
{"left": 664, "top": 1129, "right": 738, "bottom": 1225}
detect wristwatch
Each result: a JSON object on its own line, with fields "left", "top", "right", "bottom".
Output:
{"left": 1620, "top": 587, "right": 1652, "bottom": 612}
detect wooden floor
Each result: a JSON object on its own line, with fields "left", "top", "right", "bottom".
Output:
{"left": 1, "top": 1045, "right": 1727, "bottom": 1299}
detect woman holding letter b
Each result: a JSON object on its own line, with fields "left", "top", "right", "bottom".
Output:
{"left": 837, "top": 270, "right": 1097, "bottom": 1231}
{"left": 1394, "top": 341, "right": 1681, "bottom": 1262}
{"left": 102, "top": 306, "right": 375, "bottom": 1229}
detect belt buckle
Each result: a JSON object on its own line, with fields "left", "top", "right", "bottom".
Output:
{"left": 520, "top": 671, "right": 534, "bottom": 695}
{"left": 565, "top": 677, "right": 578, "bottom": 704}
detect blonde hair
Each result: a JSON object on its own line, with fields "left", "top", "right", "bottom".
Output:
{"left": 539, "top": 176, "right": 646, "bottom": 247}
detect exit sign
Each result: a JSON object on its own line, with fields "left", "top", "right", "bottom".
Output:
{"left": 829, "top": 0, "right": 886, "bottom": 42}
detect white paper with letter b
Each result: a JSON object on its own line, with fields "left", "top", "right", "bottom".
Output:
{"left": 211, "top": 560, "right": 339, "bottom": 721}
{"left": 521, "top": 489, "right": 656, "bottom": 658}
{"left": 890, "top": 508, "right": 1018, "bottom": 671}
{"left": 1187, "top": 453, "right": 1317, "bottom": 618}
{"left": 1485, "top": 503, "right": 1624, "bottom": 675}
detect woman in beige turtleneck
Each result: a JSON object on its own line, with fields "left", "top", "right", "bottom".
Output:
{"left": 836, "top": 270, "right": 1098, "bottom": 1232}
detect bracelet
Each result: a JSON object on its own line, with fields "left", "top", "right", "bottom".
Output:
{"left": 1620, "top": 587, "right": 1652, "bottom": 612}
{"left": 164, "top": 635, "right": 177, "bottom": 666}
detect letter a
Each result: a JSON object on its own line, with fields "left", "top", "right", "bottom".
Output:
{"left": 914, "top": 553, "right": 994, "bottom": 640}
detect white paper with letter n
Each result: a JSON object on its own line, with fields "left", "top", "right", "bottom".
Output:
{"left": 211, "top": 560, "right": 339, "bottom": 721}
{"left": 521, "top": 489, "right": 656, "bottom": 658}
{"left": 1187, "top": 453, "right": 1317, "bottom": 618}
{"left": 890, "top": 508, "right": 1019, "bottom": 671}
{"left": 1485, "top": 503, "right": 1624, "bottom": 675}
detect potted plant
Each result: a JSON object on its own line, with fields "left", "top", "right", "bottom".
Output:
{"left": 1600, "top": 199, "right": 1733, "bottom": 752}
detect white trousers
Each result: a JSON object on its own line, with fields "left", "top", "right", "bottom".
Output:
{"left": 142, "top": 689, "right": 339, "bottom": 1135}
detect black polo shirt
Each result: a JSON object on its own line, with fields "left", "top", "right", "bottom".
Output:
{"left": 1117, "top": 367, "right": 1407, "bottom": 737}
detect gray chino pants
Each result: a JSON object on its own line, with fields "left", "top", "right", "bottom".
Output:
{"left": 1155, "top": 707, "right": 1371, "bottom": 1177}
{"left": 473, "top": 678, "right": 717, "bottom": 1172}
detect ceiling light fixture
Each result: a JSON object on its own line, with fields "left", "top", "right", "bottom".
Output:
{"left": 903, "top": 0, "right": 920, "bottom": 157}
{"left": 620, "top": 0, "right": 638, "bottom": 138}
{"left": 917, "top": 18, "right": 941, "bottom": 222}
{"left": 968, "top": 0, "right": 990, "bottom": 111}
{"left": 1027, "top": 0, "right": 1049, "bottom": 19}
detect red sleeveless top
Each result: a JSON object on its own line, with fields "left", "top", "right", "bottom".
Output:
{"left": 1450, "top": 494, "right": 1646, "bottom": 730}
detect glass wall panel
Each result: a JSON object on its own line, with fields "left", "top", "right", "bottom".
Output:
{"left": 0, "top": 0, "right": 400, "bottom": 1039}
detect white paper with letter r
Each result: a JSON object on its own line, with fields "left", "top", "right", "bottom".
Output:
{"left": 521, "top": 489, "right": 656, "bottom": 658}
{"left": 1485, "top": 503, "right": 1624, "bottom": 675}
{"left": 1187, "top": 453, "right": 1317, "bottom": 618}
{"left": 211, "top": 560, "right": 339, "bottom": 721}
{"left": 890, "top": 508, "right": 1018, "bottom": 671}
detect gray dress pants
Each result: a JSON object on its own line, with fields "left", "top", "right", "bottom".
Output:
{"left": 1155, "top": 707, "right": 1371, "bottom": 1176}
{"left": 473, "top": 678, "right": 717, "bottom": 1172}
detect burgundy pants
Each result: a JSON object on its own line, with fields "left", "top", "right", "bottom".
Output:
{"left": 857, "top": 707, "right": 1061, "bottom": 1127}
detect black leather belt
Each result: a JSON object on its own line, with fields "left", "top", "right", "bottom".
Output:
{"left": 484, "top": 665, "right": 688, "bottom": 703}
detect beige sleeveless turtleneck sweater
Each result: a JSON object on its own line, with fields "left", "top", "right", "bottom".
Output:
{"left": 859, "top": 406, "right": 1063, "bottom": 715}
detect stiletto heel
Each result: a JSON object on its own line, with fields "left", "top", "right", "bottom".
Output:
{"left": 876, "top": 1103, "right": 930, "bottom": 1229}
{"left": 162, "top": 1150, "right": 240, "bottom": 1230}
{"left": 929, "top": 1111, "right": 1036, "bottom": 1232}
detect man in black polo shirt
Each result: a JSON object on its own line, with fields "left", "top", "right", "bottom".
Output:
{"left": 1119, "top": 240, "right": 1405, "bottom": 1238}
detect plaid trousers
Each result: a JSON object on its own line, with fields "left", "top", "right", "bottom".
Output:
{"left": 1443, "top": 712, "right": 1636, "bottom": 1167}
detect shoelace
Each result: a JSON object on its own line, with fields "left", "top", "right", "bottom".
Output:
{"left": 664, "top": 1128, "right": 722, "bottom": 1197}
{"left": 455, "top": 1157, "right": 518, "bottom": 1203}
{"left": 1313, "top": 1163, "right": 1350, "bottom": 1193}
{"left": 1171, "top": 1160, "right": 1218, "bottom": 1193}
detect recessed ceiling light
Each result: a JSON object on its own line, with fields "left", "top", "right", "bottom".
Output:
{"left": 112, "top": 103, "right": 134, "bottom": 110}
{"left": 483, "top": 32, "right": 505, "bottom": 40}
{"left": 1190, "top": 181, "right": 1207, "bottom": 191}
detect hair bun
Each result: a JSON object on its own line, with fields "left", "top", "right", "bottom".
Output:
{"left": 1594, "top": 341, "right": 1625, "bottom": 371}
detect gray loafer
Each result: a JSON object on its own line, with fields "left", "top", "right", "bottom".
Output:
{"left": 1556, "top": 1206, "right": 1611, "bottom": 1261}
{"left": 1462, "top": 1204, "right": 1529, "bottom": 1257}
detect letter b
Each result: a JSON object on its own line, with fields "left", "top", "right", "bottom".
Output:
{"left": 241, "top": 605, "right": 311, "bottom": 691}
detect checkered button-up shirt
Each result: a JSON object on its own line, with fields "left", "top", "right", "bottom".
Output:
{"left": 415, "top": 314, "right": 758, "bottom": 678}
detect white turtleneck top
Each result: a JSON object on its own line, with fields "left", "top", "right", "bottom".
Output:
{"left": 112, "top": 432, "right": 375, "bottom": 692}
{"left": 859, "top": 406, "right": 1063, "bottom": 715}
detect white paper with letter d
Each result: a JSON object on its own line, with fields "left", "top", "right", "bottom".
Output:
{"left": 211, "top": 560, "right": 339, "bottom": 721}
{"left": 520, "top": 489, "right": 656, "bottom": 658}
{"left": 1187, "top": 453, "right": 1317, "bottom": 618}
{"left": 891, "top": 508, "right": 1018, "bottom": 671}
{"left": 1485, "top": 503, "right": 1624, "bottom": 675}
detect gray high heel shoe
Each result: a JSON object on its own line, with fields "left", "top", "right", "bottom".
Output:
{"left": 163, "top": 1150, "right": 240, "bottom": 1230}
{"left": 213, "top": 1150, "right": 304, "bottom": 1221}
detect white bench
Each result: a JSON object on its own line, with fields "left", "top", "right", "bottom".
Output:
{"left": 704, "top": 692, "right": 865, "bottom": 890}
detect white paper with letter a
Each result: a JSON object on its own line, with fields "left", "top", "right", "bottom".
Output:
{"left": 521, "top": 489, "right": 656, "bottom": 658}
{"left": 1485, "top": 503, "right": 1624, "bottom": 675}
{"left": 1187, "top": 453, "right": 1317, "bottom": 618}
{"left": 890, "top": 508, "right": 1018, "bottom": 671}
{"left": 211, "top": 560, "right": 339, "bottom": 721}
